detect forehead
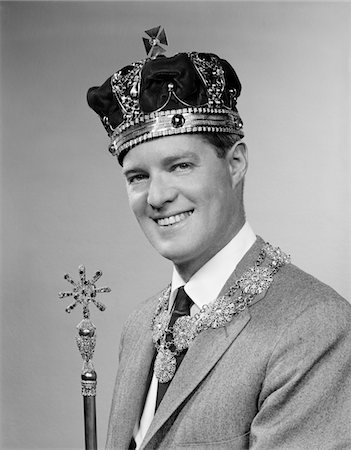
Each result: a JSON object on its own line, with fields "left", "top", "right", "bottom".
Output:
{"left": 122, "top": 134, "right": 214, "bottom": 170}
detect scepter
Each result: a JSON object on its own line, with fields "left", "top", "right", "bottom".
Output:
{"left": 59, "top": 265, "right": 111, "bottom": 450}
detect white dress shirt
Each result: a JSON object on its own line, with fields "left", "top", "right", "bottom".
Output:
{"left": 134, "top": 222, "right": 256, "bottom": 447}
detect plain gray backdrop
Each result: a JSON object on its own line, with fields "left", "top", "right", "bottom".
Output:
{"left": 1, "top": 2, "right": 350, "bottom": 449}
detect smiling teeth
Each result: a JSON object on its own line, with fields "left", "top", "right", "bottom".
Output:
{"left": 157, "top": 211, "right": 193, "bottom": 226}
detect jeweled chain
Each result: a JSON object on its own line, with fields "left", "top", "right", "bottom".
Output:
{"left": 152, "top": 243, "right": 290, "bottom": 383}
{"left": 111, "top": 60, "right": 145, "bottom": 119}
{"left": 189, "top": 52, "right": 226, "bottom": 108}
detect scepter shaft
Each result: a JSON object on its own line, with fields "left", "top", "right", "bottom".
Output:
{"left": 81, "top": 370, "right": 98, "bottom": 450}
{"left": 83, "top": 396, "right": 97, "bottom": 450}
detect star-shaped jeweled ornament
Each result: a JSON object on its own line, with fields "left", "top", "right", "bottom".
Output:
{"left": 59, "top": 265, "right": 111, "bottom": 319}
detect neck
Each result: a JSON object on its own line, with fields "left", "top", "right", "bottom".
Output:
{"left": 174, "top": 216, "right": 246, "bottom": 282}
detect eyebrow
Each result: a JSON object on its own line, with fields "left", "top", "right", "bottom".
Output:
{"left": 161, "top": 151, "right": 200, "bottom": 166}
{"left": 122, "top": 167, "right": 143, "bottom": 178}
{"left": 123, "top": 150, "right": 200, "bottom": 177}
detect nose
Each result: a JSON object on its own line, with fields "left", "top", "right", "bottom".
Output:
{"left": 147, "top": 173, "right": 177, "bottom": 209}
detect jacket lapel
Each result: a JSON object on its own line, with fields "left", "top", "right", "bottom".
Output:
{"left": 142, "top": 308, "right": 251, "bottom": 448}
{"left": 107, "top": 301, "right": 156, "bottom": 448}
{"left": 141, "top": 237, "right": 266, "bottom": 448}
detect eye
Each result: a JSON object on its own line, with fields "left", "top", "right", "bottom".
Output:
{"left": 126, "top": 173, "right": 148, "bottom": 185}
{"left": 172, "top": 162, "right": 192, "bottom": 172}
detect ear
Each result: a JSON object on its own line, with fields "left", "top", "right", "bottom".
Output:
{"left": 226, "top": 140, "right": 248, "bottom": 188}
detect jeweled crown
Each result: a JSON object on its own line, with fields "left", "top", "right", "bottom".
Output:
{"left": 87, "top": 26, "right": 244, "bottom": 165}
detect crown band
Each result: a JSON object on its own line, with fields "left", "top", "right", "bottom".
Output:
{"left": 109, "top": 107, "right": 244, "bottom": 162}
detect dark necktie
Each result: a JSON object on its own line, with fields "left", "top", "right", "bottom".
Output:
{"left": 155, "top": 286, "right": 193, "bottom": 410}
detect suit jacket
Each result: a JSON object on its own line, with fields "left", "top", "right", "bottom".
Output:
{"left": 106, "top": 237, "right": 351, "bottom": 449}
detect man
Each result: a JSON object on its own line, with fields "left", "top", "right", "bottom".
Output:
{"left": 87, "top": 29, "right": 351, "bottom": 450}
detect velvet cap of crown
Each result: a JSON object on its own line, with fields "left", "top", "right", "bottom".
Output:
{"left": 87, "top": 51, "right": 244, "bottom": 165}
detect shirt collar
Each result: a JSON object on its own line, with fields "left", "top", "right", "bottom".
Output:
{"left": 170, "top": 222, "right": 257, "bottom": 309}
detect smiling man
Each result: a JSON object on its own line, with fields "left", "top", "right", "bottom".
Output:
{"left": 87, "top": 31, "right": 351, "bottom": 450}
{"left": 122, "top": 134, "right": 247, "bottom": 281}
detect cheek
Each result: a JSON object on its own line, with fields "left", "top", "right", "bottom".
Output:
{"left": 198, "top": 181, "right": 230, "bottom": 208}
{"left": 127, "top": 190, "right": 146, "bottom": 218}
{"left": 201, "top": 185, "right": 234, "bottom": 224}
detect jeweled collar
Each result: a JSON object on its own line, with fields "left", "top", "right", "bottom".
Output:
{"left": 152, "top": 242, "right": 290, "bottom": 383}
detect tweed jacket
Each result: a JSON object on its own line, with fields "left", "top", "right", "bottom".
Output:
{"left": 106, "top": 237, "right": 351, "bottom": 449}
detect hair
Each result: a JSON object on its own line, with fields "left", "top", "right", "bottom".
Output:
{"left": 200, "top": 133, "right": 242, "bottom": 158}
{"left": 201, "top": 132, "right": 246, "bottom": 211}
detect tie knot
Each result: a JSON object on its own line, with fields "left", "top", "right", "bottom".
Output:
{"left": 173, "top": 286, "right": 193, "bottom": 316}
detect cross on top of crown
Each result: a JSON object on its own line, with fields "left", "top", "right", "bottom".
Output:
{"left": 143, "top": 26, "right": 168, "bottom": 59}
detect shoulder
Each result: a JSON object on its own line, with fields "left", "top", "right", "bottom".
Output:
{"left": 277, "top": 262, "right": 347, "bottom": 300}
{"left": 251, "top": 262, "right": 351, "bottom": 346}
{"left": 274, "top": 262, "right": 350, "bottom": 314}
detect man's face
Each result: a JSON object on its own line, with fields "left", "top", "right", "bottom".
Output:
{"left": 122, "top": 134, "right": 244, "bottom": 277}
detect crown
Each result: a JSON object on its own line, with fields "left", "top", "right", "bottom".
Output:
{"left": 87, "top": 27, "right": 244, "bottom": 165}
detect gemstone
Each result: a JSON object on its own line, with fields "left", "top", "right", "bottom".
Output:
{"left": 79, "top": 327, "right": 95, "bottom": 337}
{"left": 173, "top": 316, "right": 196, "bottom": 351}
{"left": 152, "top": 310, "right": 169, "bottom": 343}
{"left": 264, "top": 243, "right": 291, "bottom": 265}
{"left": 109, "top": 145, "right": 117, "bottom": 156}
{"left": 150, "top": 37, "right": 160, "bottom": 46}
{"left": 171, "top": 114, "right": 185, "bottom": 128}
{"left": 82, "top": 370, "right": 97, "bottom": 381}
{"left": 154, "top": 348, "right": 177, "bottom": 383}
{"left": 209, "top": 296, "right": 235, "bottom": 328}
{"left": 239, "top": 267, "right": 273, "bottom": 295}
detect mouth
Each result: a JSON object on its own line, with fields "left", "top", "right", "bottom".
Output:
{"left": 154, "top": 210, "right": 194, "bottom": 227}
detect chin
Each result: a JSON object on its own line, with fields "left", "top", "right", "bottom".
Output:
{"left": 155, "top": 247, "right": 187, "bottom": 263}
{"left": 152, "top": 242, "right": 193, "bottom": 264}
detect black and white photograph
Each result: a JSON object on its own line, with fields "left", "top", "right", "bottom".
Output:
{"left": 1, "top": 2, "right": 350, "bottom": 449}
